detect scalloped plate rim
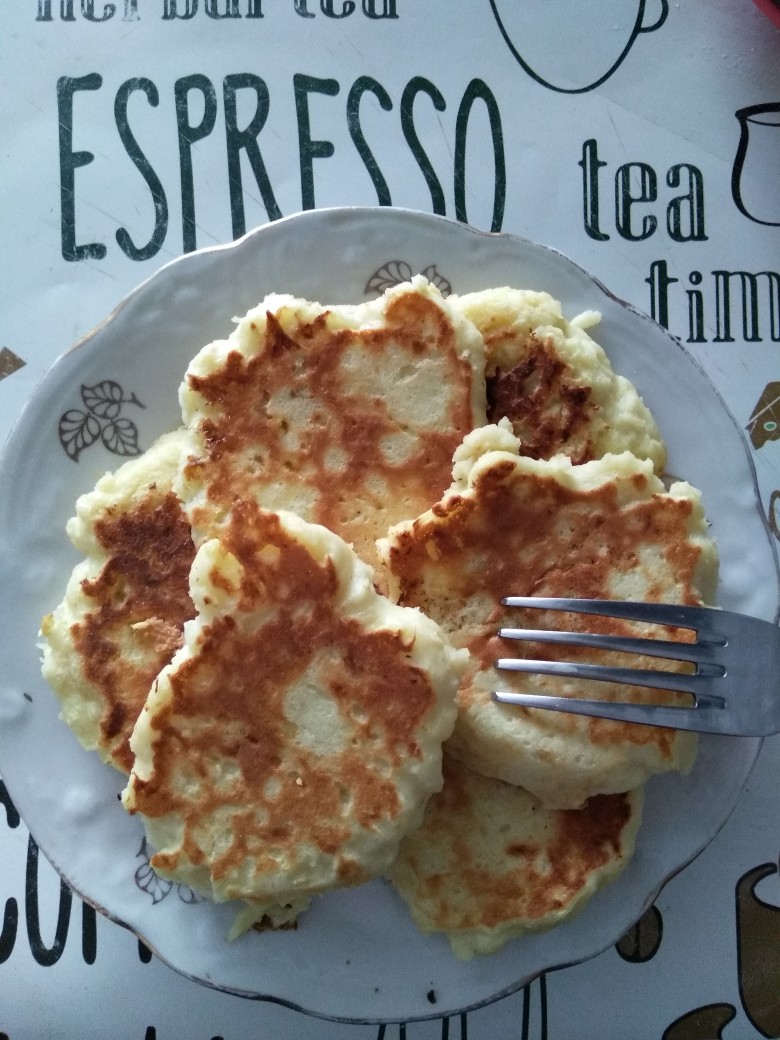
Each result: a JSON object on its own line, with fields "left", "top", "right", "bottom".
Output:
{"left": 0, "top": 207, "right": 777, "bottom": 1025}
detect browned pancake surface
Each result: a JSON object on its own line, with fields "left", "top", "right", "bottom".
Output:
{"left": 125, "top": 500, "right": 462, "bottom": 902}
{"left": 486, "top": 332, "right": 595, "bottom": 462}
{"left": 71, "top": 491, "right": 196, "bottom": 771}
{"left": 450, "top": 288, "right": 667, "bottom": 471}
{"left": 389, "top": 755, "right": 642, "bottom": 957}
{"left": 379, "top": 438, "right": 717, "bottom": 806}
{"left": 180, "top": 284, "right": 485, "bottom": 567}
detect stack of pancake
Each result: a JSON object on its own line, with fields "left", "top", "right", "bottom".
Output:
{"left": 40, "top": 276, "right": 717, "bottom": 957}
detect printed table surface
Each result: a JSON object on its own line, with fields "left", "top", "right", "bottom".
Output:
{"left": 0, "top": 2, "right": 778, "bottom": 1038}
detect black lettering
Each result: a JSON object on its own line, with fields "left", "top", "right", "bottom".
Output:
{"left": 0, "top": 783, "right": 19, "bottom": 829}
{"left": 454, "top": 78, "right": 505, "bottom": 232}
{"left": 294, "top": 0, "right": 315, "bottom": 16}
{"left": 322, "top": 0, "right": 355, "bottom": 14}
{"left": 686, "top": 271, "right": 707, "bottom": 343}
{"left": 0, "top": 782, "right": 19, "bottom": 965}
{"left": 615, "top": 162, "right": 657, "bottom": 241}
{"left": 400, "top": 77, "right": 446, "bottom": 216}
{"left": 294, "top": 73, "right": 340, "bottom": 210}
{"left": 666, "top": 163, "right": 707, "bottom": 242}
{"left": 81, "top": 902, "right": 97, "bottom": 964}
{"left": 645, "top": 259, "right": 678, "bottom": 329}
{"left": 347, "top": 76, "right": 392, "bottom": 205}
{"left": 0, "top": 894, "right": 18, "bottom": 965}
{"left": 713, "top": 270, "right": 780, "bottom": 343}
{"left": 579, "top": 138, "right": 609, "bottom": 241}
{"left": 162, "top": 0, "right": 197, "bottom": 18}
{"left": 115, "top": 78, "right": 169, "bottom": 261}
{"left": 38, "top": 0, "right": 138, "bottom": 16}
{"left": 224, "top": 73, "right": 282, "bottom": 237}
{"left": 713, "top": 270, "right": 739, "bottom": 343}
{"left": 769, "top": 274, "right": 780, "bottom": 341}
{"left": 174, "top": 74, "right": 218, "bottom": 252}
{"left": 205, "top": 0, "right": 240, "bottom": 17}
{"left": 362, "top": 0, "right": 397, "bottom": 16}
{"left": 57, "top": 73, "right": 106, "bottom": 261}
{"left": 26, "top": 837, "right": 72, "bottom": 966}
{"left": 81, "top": 0, "right": 115, "bottom": 19}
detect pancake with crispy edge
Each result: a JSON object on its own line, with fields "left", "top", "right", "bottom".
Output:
{"left": 122, "top": 499, "right": 466, "bottom": 928}
{"left": 389, "top": 754, "right": 643, "bottom": 959}
{"left": 450, "top": 287, "right": 666, "bottom": 469}
{"left": 176, "top": 277, "right": 487, "bottom": 570}
{"left": 377, "top": 422, "right": 718, "bottom": 810}
{"left": 40, "top": 430, "right": 196, "bottom": 773}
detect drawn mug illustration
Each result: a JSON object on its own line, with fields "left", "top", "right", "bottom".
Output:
{"left": 662, "top": 1003, "right": 737, "bottom": 1040}
{"left": 487, "top": 0, "right": 669, "bottom": 94}
{"left": 747, "top": 382, "right": 780, "bottom": 450}
{"left": 769, "top": 490, "right": 780, "bottom": 543}
{"left": 732, "top": 103, "right": 780, "bottom": 227}
{"left": 0, "top": 347, "right": 25, "bottom": 382}
{"left": 736, "top": 862, "right": 780, "bottom": 1037}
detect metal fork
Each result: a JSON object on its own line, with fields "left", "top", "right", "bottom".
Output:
{"left": 492, "top": 597, "right": 780, "bottom": 736}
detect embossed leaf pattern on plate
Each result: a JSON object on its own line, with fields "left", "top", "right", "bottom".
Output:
{"left": 134, "top": 838, "right": 201, "bottom": 907}
{"left": 58, "top": 380, "right": 145, "bottom": 461}
{"left": 365, "top": 261, "right": 451, "bottom": 297}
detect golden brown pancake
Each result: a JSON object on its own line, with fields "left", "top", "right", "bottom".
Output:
{"left": 377, "top": 424, "right": 718, "bottom": 809}
{"left": 389, "top": 755, "right": 643, "bottom": 959}
{"left": 450, "top": 288, "right": 666, "bottom": 468}
{"left": 176, "top": 278, "right": 487, "bottom": 568}
{"left": 40, "top": 431, "right": 196, "bottom": 773}
{"left": 122, "top": 499, "right": 465, "bottom": 924}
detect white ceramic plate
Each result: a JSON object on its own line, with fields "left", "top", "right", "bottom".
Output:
{"left": 0, "top": 208, "right": 777, "bottom": 1024}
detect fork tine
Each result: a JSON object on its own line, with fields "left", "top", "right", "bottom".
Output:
{"left": 490, "top": 691, "right": 727, "bottom": 733}
{"left": 501, "top": 596, "right": 718, "bottom": 635}
{"left": 496, "top": 599, "right": 780, "bottom": 736}
{"left": 498, "top": 626, "right": 708, "bottom": 663}
{"left": 495, "top": 657, "right": 725, "bottom": 696}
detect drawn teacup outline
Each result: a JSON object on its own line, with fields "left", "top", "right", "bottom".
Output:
{"left": 731, "top": 103, "right": 780, "bottom": 227}
{"left": 487, "top": 0, "right": 669, "bottom": 95}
